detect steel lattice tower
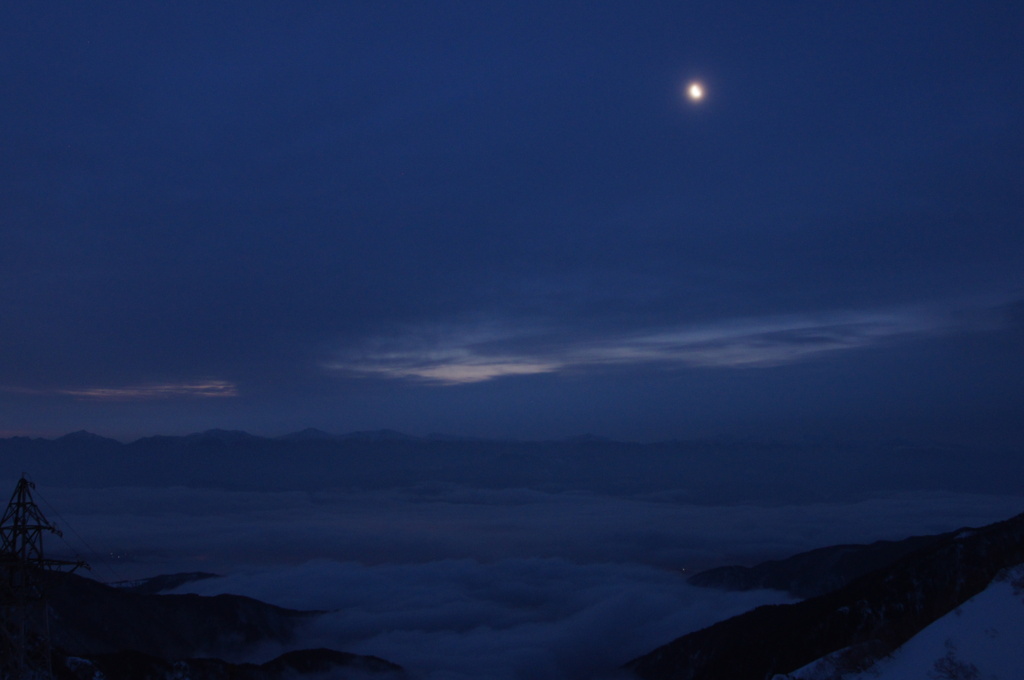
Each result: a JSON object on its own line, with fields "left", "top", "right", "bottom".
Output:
{"left": 0, "top": 478, "right": 86, "bottom": 680}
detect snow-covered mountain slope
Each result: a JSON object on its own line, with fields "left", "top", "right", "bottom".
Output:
{"left": 783, "top": 564, "right": 1024, "bottom": 680}
{"left": 627, "top": 512, "right": 1024, "bottom": 680}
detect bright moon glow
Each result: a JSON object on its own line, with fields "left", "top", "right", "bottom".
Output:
{"left": 687, "top": 81, "right": 705, "bottom": 101}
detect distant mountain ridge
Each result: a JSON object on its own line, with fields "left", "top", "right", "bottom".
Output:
{"left": 15, "top": 428, "right": 480, "bottom": 445}
{"left": 275, "top": 427, "right": 337, "bottom": 442}
{"left": 56, "top": 430, "right": 123, "bottom": 446}
{"left": 3, "top": 430, "right": 1018, "bottom": 505}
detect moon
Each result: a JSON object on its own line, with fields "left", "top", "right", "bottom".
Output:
{"left": 686, "top": 81, "right": 705, "bottom": 102}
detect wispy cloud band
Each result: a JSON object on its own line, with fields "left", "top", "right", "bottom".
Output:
{"left": 325, "top": 307, "right": 950, "bottom": 385}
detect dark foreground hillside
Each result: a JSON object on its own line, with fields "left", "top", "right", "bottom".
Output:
{"left": 10, "top": 568, "right": 404, "bottom": 680}
{"left": 40, "top": 569, "right": 311, "bottom": 660}
{"left": 627, "top": 510, "right": 1024, "bottom": 680}
{"left": 58, "top": 648, "right": 404, "bottom": 680}
{"left": 686, "top": 532, "right": 949, "bottom": 598}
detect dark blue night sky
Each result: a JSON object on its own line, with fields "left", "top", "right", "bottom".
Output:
{"left": 2, "top": 2, "right": 1022, "bottom": 444}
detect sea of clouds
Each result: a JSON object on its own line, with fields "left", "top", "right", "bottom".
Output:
{"left": 18, "top": 476, "right": 1023, "bottom": 680}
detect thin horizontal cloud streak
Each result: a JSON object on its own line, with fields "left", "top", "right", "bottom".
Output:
{"left": 4, "top": 380, "right": 238, "bottom": 401}
{"left": 325, "top": 307, "right": 946, "bottom": 384}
